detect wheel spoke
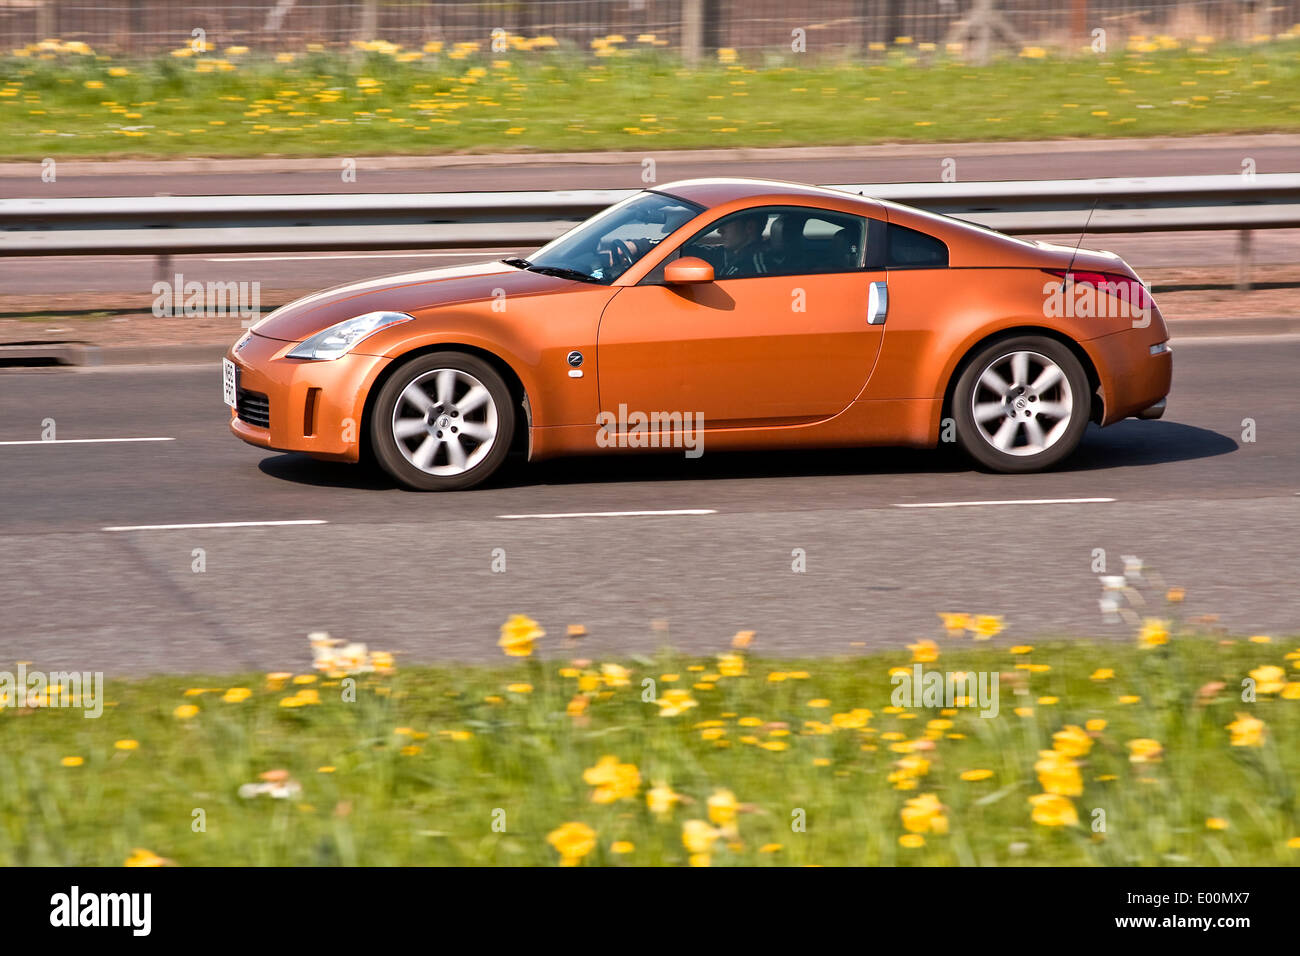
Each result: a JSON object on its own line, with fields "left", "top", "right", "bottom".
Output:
{"left": 1023, "top": 417, "right": 1046, "bottom": 450}
{"left": 991, "top": 418, "right": 1019, "bottom": 450}
{"left": 458, "top": 420, "right": 494, "bottom": 441}
{"left": 399, "top": 383, "right": 434, "bottom": 416}
{"left": 1010, "top": 352, "right": 1029, "bottom": 387}
{"left": 411, "top": 435, "right": 438, "bottom": 469}
{"left": 1036, "top": 400, "right": 1071, "bottom": 420}
{"left": 979, "top": 368, "right": 1010, "bottom": 397}
{"left": 1031, "top": 364, "right": 1064, "bottom": 393}
{"left": 435, "top": 369, "right": 457, "bottom": 407}
{"left": 973, "top": 402, "right": 1006, "bottom": 424}
{"left": 393, "top": 417, "right": 428, "bottom": 440}
{"left": 446, "top": 436, "right": 468, "bottom": 471}
{"left": 458, "top": 384, "right": 490, "bottom": 414}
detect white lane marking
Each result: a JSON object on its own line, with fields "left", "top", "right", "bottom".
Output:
{"left": 894, "top": 497, "right": 1115, "bottom": 508}
{"left": 498, "top": 509, "right": 718, "bottom": 519}
{"left": 0, "top": 437, "right": 174, "bottom": 446}
{"left": 204, "top": 252, "right": 503, "bottom": 262}
{"left": 103, "top": 519, "right": 327, "bottom": 531}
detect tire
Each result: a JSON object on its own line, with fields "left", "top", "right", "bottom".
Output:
{"left": 952, "top": 335, "right": 1090, "bottom": 473}
{"left": 370, "top": 351, "right": 515, "bottom": 490}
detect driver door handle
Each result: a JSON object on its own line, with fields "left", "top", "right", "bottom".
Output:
{"left": 867, "top": 281, "right": 888, "bottom": 325}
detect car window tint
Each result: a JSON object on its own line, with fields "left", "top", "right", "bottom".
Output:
{"left": 655, "top": 206, "right": 872, "bottom": 282}
{"left": 886, "top": 224, "right": 949, "bottom": 268}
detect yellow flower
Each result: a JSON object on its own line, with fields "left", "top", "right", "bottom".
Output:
{"left": 566, "top": 695, "right": 588, "bottom": 717}
{"left": 831, "top": 708, "right": 872, "bottom": 729}
{"left": 1035, "top": 749, "right": 1083, "bottom": 796}
{"left": 900, "top": 793, "right": 948, "bottom": 834}
{"left": 1127, "top": 738, "right": 1164, "bottom": 763}
{"left": 1086, "top": 719, "right": 1107, "bottom": 732}
{"left": 583, "top": 755, "right": 641, "bottom": 803}
{"left": 1138, "top": 618, "right": 1170, "bottom": 648}
{"left": 717, "top": 652, "right": 746, "bottom": 677}
{"left": 646, "top": 783, "right": 681, "bottom": 816}
{"left": 1029, "top": 793, "right": 1078, "bottom": 826}
{"left": 759, "top": 843, "right": 783, "bottom": 853}
{"left": 600, "top": 663, "right": 630, "bottom": 687}
{"left": 546, "top": 822, "right": 596, "bottom": 866}
{"left": 1010, "top": 645, "right": 1034, "bottom": 655}
{"left": 506, "top": 682, "right": 533, "bottom": 694}
{"left": 498, "top": 614, "right": 544, "bottom": 657}
{"left": 1226, "top": 712, "right": 1265, "bottom": 747}
{"left": 899, "top": 833, "right": 926, "bottom": 848}
{"left": 124, "top": 848, "right": 168, "bottom": 867}
{"left": 1090, "top": 668, "right": 1115, "bottom": 681}
{"left": 807, "top": 698, "right": 830, "bottom": 709}
{"left": 938, "top": 612, "right": 970, "bottom": 635}
{"left": 682, "top": 819, "right": 721, "bottom": 855}
{"left": 610, "top": 841, "right": 635, "bottom": 854}
{"left": 173, "top": 704, "right": 199, "bottom": 719}
{"left": 972, "top": 615, "right": 1004, "bottom": 640}
{"left": 61, "top": 756, "right": 84, "bottom": 767}
{"left": 655, "top": 688, "right": 697, "bottom": 717}
{"left": 1206, "top": 817, "right": 1230, "bottom": 830}
{"left": 1052, "top": 725, "right": 1093, "bottom": 758}
{"left": 1249, "top": 665, "right": 1286, "bottom": 695}
{"left": 114, "top": 739, "right": 139, "bottom": 751}
{"left": 731, "top": 630, "right": 755, "bottom": 648}
{"left": 1282, "top": 683, "right": 1300, "bottom": 700}
{"left": 707, "top": 789, "right": 738, "bottom": 827}
{"left": 222, "top": 687, "right": 252, "bottom": 703}
{"left": 960, "top": 769, "right": 994, "bottom": 782}
{"left": 909, "top": 639, "right": 939, "bottom": 663}
{"left": 1118, "top": 695, "right": 1141, "bottom": 704}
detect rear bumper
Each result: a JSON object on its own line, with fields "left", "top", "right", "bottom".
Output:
{"left": 1082, "top": 330, "right": 1173, "bottom": 426}
{"left": 226, "top": 332, "right": 392, "bottom": 463}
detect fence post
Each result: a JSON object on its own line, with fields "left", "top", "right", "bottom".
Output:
{"left": 358, "top": 0, "right": 378, "bottom": 42}
{"left": 682, "top": 0, "right": 703, "bottom": 65}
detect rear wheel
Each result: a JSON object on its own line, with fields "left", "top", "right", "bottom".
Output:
{"left": 952, "top": 335, "right": 1090, "bottom": 473}
{"left": 370, "top": 352, "right": 515, "bottom": 490}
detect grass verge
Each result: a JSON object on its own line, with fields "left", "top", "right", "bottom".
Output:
{"left": 2, "top": 614, "right": 1298, "bottom": 866}
{"left": 2, "top": 43, "right": 1299, "bottom": 159}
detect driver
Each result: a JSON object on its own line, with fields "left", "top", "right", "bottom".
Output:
{"left": 715, "top": 212, "right": 769, "bottom": 278}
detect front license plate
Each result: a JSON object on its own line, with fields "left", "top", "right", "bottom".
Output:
{"left": 222, "top": 358, "right": 238, "bottom": 408}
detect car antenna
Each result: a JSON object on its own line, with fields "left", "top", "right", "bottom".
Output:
{"left": 1065, "top": 197, "right": 1100, "bottom": 276}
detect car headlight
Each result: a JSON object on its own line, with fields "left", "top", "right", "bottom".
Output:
{"left": 287, "top": 311, "right": 413, "bottom": 361}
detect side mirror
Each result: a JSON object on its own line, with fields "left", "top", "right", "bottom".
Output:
{"left": 664, "top": 256, "right": 714, "bottom": 284}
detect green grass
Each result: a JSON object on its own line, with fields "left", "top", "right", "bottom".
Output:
{"left": 2, "top": 43, "right": 1299, "bottom": 159}
{"left": 2, "top": 623, "right": 1298, "bottom": 866}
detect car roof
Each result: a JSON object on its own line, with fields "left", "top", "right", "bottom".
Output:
{"left": 655, "top": 177, "right": 878, "bottom": 212}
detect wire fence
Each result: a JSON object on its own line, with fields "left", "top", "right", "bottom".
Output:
{"left": 2, "top": 0, "right": 1296, "bottom": 56}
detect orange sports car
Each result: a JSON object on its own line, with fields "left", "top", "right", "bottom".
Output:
{"left": 225, "top": 178, "right": 1172, "bottom": 490}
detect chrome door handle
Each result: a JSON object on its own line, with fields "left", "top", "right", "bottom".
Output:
{"left": 867, "top": 281, "right": 888, "bottom": 325}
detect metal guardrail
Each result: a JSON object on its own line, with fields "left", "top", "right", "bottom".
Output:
{"left": 2, "top": 176, "right": 1297, "bottom": 289}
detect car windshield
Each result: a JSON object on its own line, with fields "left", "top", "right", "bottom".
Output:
{"left": 523, "top": 191, "right": 704, "bottom": 284}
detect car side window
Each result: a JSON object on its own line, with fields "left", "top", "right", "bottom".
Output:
{"left": 646, "top": 205, "right": 874, "bottom": 283}
{"left": 886, "top": 223, "right": 949, "bottom": 268}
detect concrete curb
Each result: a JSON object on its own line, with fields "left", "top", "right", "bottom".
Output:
{"left": 4, "top": 316, "right": 1296, "bottom": 368}
{"left": 3, "top": 134, "right": 1299, "bottom": 178}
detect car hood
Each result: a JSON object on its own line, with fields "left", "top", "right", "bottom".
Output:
{"left": 249, "top": 260, "right": 575, "bottom": 343}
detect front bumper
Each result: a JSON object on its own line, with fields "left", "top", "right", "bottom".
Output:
{"left": 226, "top": 332, "right": 392, "bottom": 462}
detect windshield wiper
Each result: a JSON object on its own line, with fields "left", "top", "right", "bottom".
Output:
{"left": 525, "top": 265, "right": 603, "bottom": 284}
{"left": 501, "top": 256, "right": 532, "bottom": 269}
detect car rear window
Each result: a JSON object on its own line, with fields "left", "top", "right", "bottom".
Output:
{"left": 886, "top": 224, "right": 949, "bottom": 269}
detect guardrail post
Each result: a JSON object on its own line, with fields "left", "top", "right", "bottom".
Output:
{"left": 1235, "top": 230, "right": 1254, "bottom": 291}
{"left": 156, "top": 253, "right": 171, "bottom": 286}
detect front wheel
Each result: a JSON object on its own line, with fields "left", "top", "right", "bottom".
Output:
{"left": 370, "top": 352, "right": 515, "bottom": 490}
{"left": 952, "top": 336, "right": 1091, "bottom": 473}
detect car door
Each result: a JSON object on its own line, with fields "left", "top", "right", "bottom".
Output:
{"left": 595, "top": 206, "right": 888, "bottom": 427}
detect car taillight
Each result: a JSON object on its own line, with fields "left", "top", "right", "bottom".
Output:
{"left": 1044, "top": 269, "right": 1152, "bottom": 310}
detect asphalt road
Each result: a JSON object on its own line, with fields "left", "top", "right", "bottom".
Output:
{"left": 5, "top": 138, "right": 1299, "bottom": 198}
{"left": 0, "top": 335, "right": 1296, "bottom": 676}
